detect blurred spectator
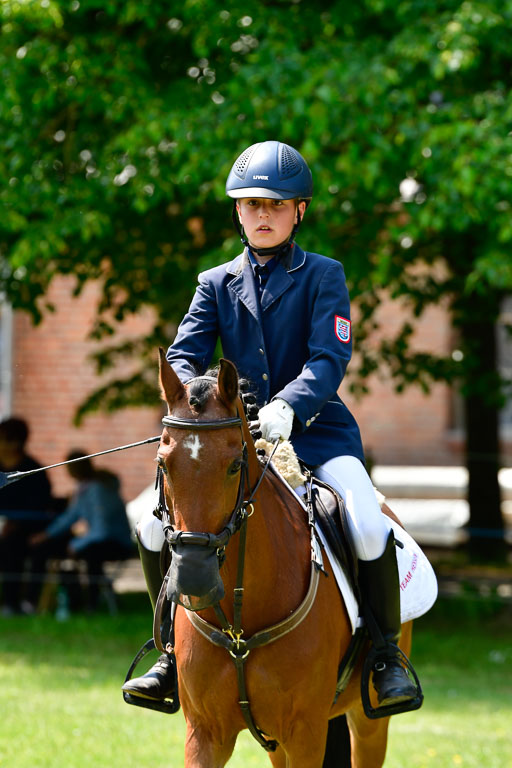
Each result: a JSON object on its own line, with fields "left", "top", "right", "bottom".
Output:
{"left": 28, "top": 451, "right": 134, "bottom": 611}
{"left": 0, "top": 417, "right": 53, "bottom": 615}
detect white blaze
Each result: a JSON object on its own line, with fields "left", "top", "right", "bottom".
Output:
{"left": 184, "top": 434, "right": 202, "bottom": 461}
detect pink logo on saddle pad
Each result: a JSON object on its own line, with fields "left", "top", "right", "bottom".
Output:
{"left": 335, "top": 316, "right": 351, "bottom": 343}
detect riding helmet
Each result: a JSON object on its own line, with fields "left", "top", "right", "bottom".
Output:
{"left": 225, "top": 141, "right": 313, "bottom": 203}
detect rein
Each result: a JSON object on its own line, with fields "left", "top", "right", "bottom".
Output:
{"left": 155, "top": 407, "right": 323, "bottom": 753}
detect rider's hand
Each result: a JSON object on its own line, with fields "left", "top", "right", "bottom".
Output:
{"left": 28, "top": 531, "right": 48, "bottom": 547}
{"left": 257, "top": 399, "right": 294, "bottom": 442}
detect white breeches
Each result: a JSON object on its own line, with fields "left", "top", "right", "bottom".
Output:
{"left": 314, "top": 455, "right": 391, "bottom": 561}
{"left": 138, "top": 454, "right": 391, "bottom": 562}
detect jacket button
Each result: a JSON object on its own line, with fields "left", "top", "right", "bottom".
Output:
{"left": 259, "top": 348, "right": 265, "bottom": 355}
{"left": 306, "top": 419, "right": 311, "bottom": 427}
{"left": 262, "top": 373, "right": 268, "bottom": 381}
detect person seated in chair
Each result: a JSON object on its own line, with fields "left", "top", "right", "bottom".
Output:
{"left": 123, "top": 141, "right": 419, "bottom": 712}
{"left": 0, "top": 417, "right": 53, "bottom": 615}
{"left": 29, "top": 451, "right": 134, "bottom": 611}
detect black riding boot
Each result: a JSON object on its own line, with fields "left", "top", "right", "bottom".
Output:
{"left": 358, "top": 531, "right": 418, "bottom": 709}
{"left": 122, "top": 539, "right": 176, "bottom": 702}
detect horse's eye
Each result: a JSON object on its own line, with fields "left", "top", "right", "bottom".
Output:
{"left": 228, "top": 459, "right": 242, "bottom": 476}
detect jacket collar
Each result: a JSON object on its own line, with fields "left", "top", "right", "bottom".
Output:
{"left": 226, "top": 245, "right": 307, "bottom": 315}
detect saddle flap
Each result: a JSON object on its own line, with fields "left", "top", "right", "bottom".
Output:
{"left": 310, "top": 478, "right": 359, "bottom": 598}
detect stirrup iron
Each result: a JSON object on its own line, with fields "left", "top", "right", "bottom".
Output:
{"left": 360, "top": 643, "right": 423, "bottom": 719}
{"left": 122, "top": 638, "right": 180, "bottom": 715}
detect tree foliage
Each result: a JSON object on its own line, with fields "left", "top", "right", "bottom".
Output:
{"left": 1, "top": 1, "right": 511, "bottom": 553}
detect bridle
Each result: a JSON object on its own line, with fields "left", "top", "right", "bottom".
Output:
{"left": 157, "top": 411, "right": 257, "bottom": 561}
{"left": 154, "top": 397, "right": 323, "bottom": 753}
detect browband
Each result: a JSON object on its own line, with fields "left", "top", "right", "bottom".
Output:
{"left": 162, "top": 415, "right": 243, "bottom": 431}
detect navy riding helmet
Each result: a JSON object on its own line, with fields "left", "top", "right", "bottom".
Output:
{"left": 225, "top": 140, "right": 313, "bottom": 257}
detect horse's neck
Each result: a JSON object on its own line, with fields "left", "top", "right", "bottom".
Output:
{"left": 222, "top": 471, "right": 311, "bottom": 632}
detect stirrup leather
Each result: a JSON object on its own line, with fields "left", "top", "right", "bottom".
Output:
{"left": 122, "top": 638, "right": 180, "bottom": 715}
{"left": 360, "top": 642, "right": 423, "bottom": 719}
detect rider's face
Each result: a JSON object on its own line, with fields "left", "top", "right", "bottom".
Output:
{"left": 237, "top": 198, "right": 305, "bottom": 255}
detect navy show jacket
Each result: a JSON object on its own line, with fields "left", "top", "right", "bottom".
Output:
{"left": 166, "top": 243, "right": 365, "bottom": 467}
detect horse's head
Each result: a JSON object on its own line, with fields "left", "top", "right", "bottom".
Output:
{"left": 157, "top": 348, "right": 251, "bottom": 611}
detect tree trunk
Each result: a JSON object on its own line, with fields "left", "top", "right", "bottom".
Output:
{"left": 462, "top": 318, "right": 506, "bottom": 562}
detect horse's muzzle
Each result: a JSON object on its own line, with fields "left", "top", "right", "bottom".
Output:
{"left": 166, "top": 541, "right": 225, "bottom": 611}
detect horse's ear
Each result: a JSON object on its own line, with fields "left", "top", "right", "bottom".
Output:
{"left": 217, "top": 358, "right": 239, "bottom": 410}
{"left": 158, "top": 347, "right": 185, "bottom": 406}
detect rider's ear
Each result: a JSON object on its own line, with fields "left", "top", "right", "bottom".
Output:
{"left": 158, "top": 347, "right": 185, "bottom": 406}
{"left": 217, "top": 358, "right": 239, "bottom": 411}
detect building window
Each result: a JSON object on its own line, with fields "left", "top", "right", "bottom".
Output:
{"left": 0, "top": 300, "right": 13, "bottom": 417}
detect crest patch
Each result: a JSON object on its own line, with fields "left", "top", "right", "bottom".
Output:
{"left": 335, "top": 315, "right": 351, "bottom": 343}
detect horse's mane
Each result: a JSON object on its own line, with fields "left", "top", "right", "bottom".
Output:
{"left": 188, "top": 375, "right": 215, "bottom": 412}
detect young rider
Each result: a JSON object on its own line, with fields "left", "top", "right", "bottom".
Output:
{"left": 123, "top": 140, "right": 419, "bottom": 713}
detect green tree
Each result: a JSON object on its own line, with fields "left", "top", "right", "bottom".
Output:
{"left": 1, "top": 0, "right": 511, "bottom": 559}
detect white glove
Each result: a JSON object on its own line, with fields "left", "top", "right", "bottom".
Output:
{"left": 258, "top": 399, "right": 294, "bottom": 442}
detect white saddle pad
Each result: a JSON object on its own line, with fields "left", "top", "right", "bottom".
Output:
{"left": 265, "top": 465, "right": 439, "bottom": 635}
{"left": 317, "top": 517, "right": 438, "bottom": 634}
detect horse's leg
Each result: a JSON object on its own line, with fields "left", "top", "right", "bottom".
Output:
{"left": 183, "top": 722, "right": 236, "bottom": 768}
{"left": 346, "top": 708, "right": 390, "bottom": 768}
{"left": 323, "top": 715, "right": 351, "bottom": 767}
{"left": 273, "top": 719, "right": 330, "bottom": 768}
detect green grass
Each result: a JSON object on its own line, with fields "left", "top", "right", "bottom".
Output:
{"left": 1, "top": 593, "right": 511, "bottom": 767}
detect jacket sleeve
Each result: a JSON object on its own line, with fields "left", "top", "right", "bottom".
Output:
{"left": 166, "top": 274, "right": 220, "bottom": 382}
{"left": 274, "top": 261, "right": 352, "bottom": 431}
{"left": 45, "top": 494, "right": 83, "bottom": 539}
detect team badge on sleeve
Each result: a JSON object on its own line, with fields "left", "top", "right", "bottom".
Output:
{"left": 335, "top": 315, "right": 351, "bottom": 343}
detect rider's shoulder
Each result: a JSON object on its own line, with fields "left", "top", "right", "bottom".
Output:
{"left": 195, "top": 258, "right": 237, "bottom": 285}
{"left": 302, "top": 250, "right": 342, "bottom": 270}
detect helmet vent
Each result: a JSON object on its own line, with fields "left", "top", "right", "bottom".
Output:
{"left": 234, "top": 143, "right": 259, "bottom": 179}
{"left": 279, "top": 145, "right": 301, "bottom": 179}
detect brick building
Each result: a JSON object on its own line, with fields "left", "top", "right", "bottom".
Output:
{"left": 0, "top": 277, "right": 163, "bottom": 504}
{"left": 1, "top": 276, "right": 510, "bottom": 505}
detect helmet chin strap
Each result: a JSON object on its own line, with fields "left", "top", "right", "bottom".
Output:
{"left": 231, "top": 201, "right": 303, "bottom": 260}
